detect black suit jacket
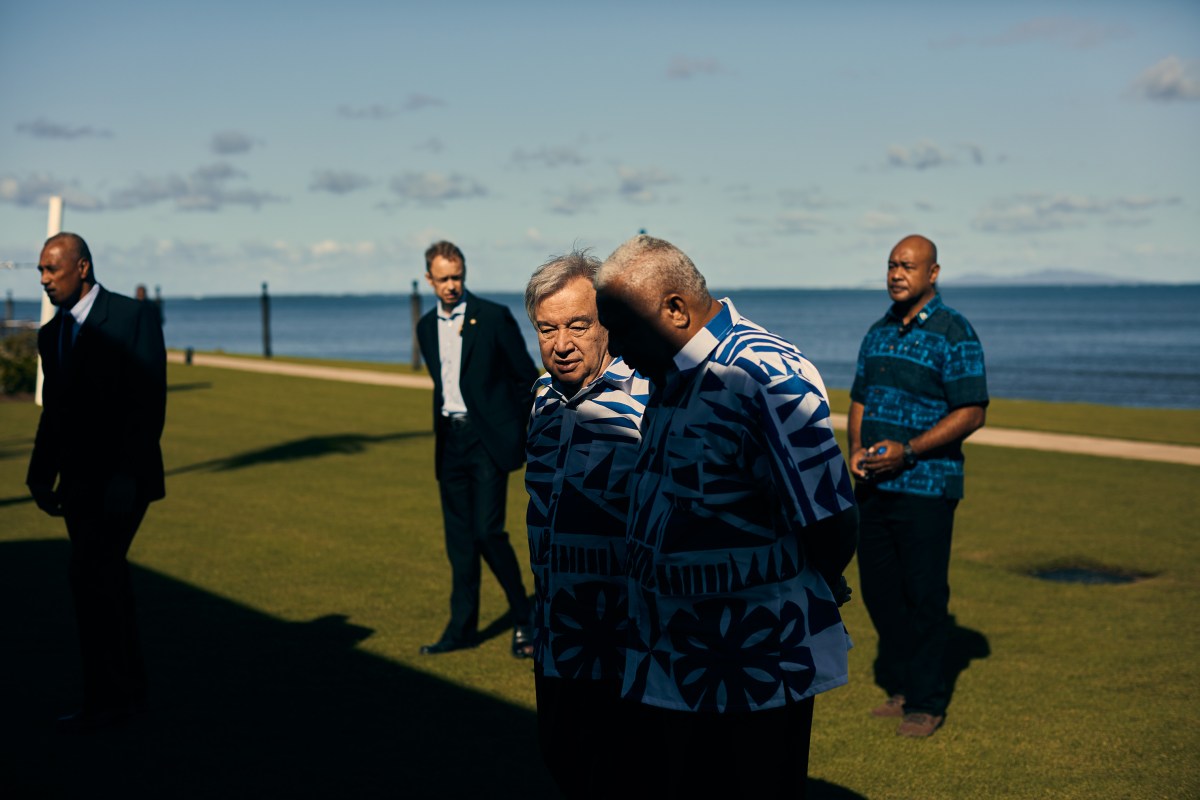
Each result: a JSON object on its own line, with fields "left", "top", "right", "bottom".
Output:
{"left": 27, "top": 286, "right": 167, "bottom": 509}
{"left": 417, "top": 291, "right": 539, "bottom": 479}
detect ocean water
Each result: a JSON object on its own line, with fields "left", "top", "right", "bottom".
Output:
{"left": 6, "top": 285, "right": 1198, "bottom": 409}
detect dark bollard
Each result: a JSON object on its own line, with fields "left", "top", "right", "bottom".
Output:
{"left": 410, "top": 279, "right": 422, "bottom": 370}
{"left": 185, "top": 347, "right": 194, "bottom": 365}
{"left": 260, "top": 282, "right": 272, "bottom": 359}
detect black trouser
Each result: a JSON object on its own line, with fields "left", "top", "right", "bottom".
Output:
{"left": 437, "top": 417, "right": 530, "bottom": 642}
{"left": 624, "top": 696, "right": 815, "bottom": 799}
{"left": 534, "top": 669, "right": 625, "bottom": 800}
{"left": 856, "top": 485, "right": 958, "bottom": 716}
{"left": 64, "top": 504, "right": 149, "bottom": 713}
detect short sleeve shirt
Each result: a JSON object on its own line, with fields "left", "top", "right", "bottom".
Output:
{"left": 526, "top": 358, "right": 651, "bottom": 681}
{"left": 622, "top": 299, "right": 857, "bottom": 713}
{"left": 850, "top": 293, "right": 989, "bottom": 498}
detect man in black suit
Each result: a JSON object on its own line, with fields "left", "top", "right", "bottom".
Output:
{"left": 416, "top": 241, "right": 538, "bottom": 657}
{"left": 27, "top": 232, "right": 167, "bottom": 732}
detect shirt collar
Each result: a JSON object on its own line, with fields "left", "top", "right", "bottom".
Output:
{"left": 436, "top": 296, "right": 468, "bottom": 322}
{"left": 546, "top": 355, "right": 632, "bottom": 404}
{"left": 68, "top": 283, "right": 101, "bottom": 326}
{"left": 887, "top": 291, "right": 943, "bottom": 328}
{"left": 671, "top": 297, "right": 737, "bottom": 373}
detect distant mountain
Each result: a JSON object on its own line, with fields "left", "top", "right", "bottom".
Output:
{"left": 945, "top": 269, "right": 1143, "bottom": 287}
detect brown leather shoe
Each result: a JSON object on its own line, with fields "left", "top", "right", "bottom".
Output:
{"left": 897, "top": 712, "right": 944, "bottom": 738}
{"left": 870, "top": 694, "right": 906, "bottom": 717}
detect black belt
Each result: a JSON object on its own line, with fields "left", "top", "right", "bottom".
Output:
{"left": 444, "top": 414, "right": 471, "bottom": 430}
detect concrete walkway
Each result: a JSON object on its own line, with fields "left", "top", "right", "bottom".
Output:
{"left": 168, "top": 351, "right": 1200, "bottom": 467}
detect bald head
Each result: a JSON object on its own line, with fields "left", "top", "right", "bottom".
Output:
{"left": 886, "top": 234, "right": 940, "bottom": 317}
{"left": 595, "top": 235, "right": 710, "bottom": 308}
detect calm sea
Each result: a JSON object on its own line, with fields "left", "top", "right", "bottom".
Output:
{"left": 7, "top": 285, "right": 1199, "bottom": 409}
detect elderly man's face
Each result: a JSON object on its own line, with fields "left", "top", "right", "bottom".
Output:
{"left": 38, "top": 241, "right": 90, "bottom": 309}
{"left": 535, "top": 276, "right": 610, "bottom": 395}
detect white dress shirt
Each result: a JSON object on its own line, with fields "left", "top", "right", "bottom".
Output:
{"left": 436, "top": 299, "right": 469, "bottom": 416}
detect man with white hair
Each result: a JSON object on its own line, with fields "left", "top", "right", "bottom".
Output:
{"left": 594, "top": 235, "right": 858, "bottom": 797}
{"left": 524, "top": 249, "right": 650, "bottom": 799}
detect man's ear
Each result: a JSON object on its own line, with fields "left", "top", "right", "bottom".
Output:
{"left": 79, "top": 259, "right": 92, "bottom": 281}
{"left": 663, "top": 294, "right": 690, "bottom": 329}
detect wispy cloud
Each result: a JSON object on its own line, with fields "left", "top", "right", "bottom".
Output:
{"left": 108, "top": 163, "right": 285, "bottom": 211}
{"left": 512, "top": 145, "right": 588, "bottom": 168}
{"left": 415, "top": 137, "right": 445, "bottom": 153}
{"left": 15, "top": 118, "right": 113, "bottom": 140}
{"left": 886, "top": 140, "right": 952, "bottom": 170}
{"left": 210, "top": 130, "right": 258, "bottom": 155}
{"left": 666, "top": 56, "right": 722, "bottom": 79}
{"left": 549, "top": 186, "right": 605, "bottom": 215}
{"left": 339, "top": 93, "right": 447, "bottom": 120}
{"left": 933, "top": 17, "right": 1130, "bottom": 50}
{"left": 616, "top": 165, "right": 676, "bottom": 204}
{"left": 309, "top": 170, "right": 372, "bottom": 194}
{"left": 772, "top": 211, "right": 828, "bottom": 235}
{"left": 973, "top": 193, "right": 1182, "bottom": 233}
{"left": 0, "top": 173, "right": 105, "bottom": 210}
{"left": 389, "top": 172, "right": 487, "bottom": 205}
{"left": 1131, "top": 56, "right": 1200, "bottom": 102}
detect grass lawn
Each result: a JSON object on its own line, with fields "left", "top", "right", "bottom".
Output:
{"left": 1, "top": 364, "right": 1196, "bottom": 798}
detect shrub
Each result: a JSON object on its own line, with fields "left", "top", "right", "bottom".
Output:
{"left": 0, "top": 329, "right": 38, "bottom": 395}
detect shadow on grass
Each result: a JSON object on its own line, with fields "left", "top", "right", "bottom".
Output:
{"left": 944, "top": 615, "right": 991, "bottom": 714}
{"left": 168, "top": 431, "right": 433, "bottom": 475}
{"left": 0, "top": 539, "right": 558, "bottom": 799}
{"left": 167, "top": 382, "right": 213, "bottom": 393}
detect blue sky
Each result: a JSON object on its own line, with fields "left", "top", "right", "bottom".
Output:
{"left": 2, "top": 0, "right": 1198, "bottom": 297}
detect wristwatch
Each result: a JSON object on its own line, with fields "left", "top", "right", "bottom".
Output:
{"left": 902, "top": 442, "right": 918, "bottom": 468}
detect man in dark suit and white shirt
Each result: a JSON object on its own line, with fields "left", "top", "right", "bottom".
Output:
{"left": 27, "top": 232, "right": 167, "bottom": 733}
{"left": 416, "top": 241, "right": 538, "bottom": 657}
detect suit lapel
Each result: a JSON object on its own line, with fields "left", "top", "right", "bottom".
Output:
{"left": 458, "top": 292, "right": 481, "bottom": 372}
{"left": 71, "top": 287, "right": 109, "bottom": 371}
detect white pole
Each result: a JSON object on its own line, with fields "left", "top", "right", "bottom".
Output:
{"left": 34, "top": 196, "right": 63, "bottom": 406}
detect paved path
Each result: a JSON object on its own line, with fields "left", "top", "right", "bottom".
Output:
{"left": 168, "top": 352, "right": 1200, "bottom": 467}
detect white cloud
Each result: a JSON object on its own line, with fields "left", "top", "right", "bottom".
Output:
{"left": 338, "top": 93, "right": 446, "bottom": 120}
{"left": 415, "top": 137, "right": 444, "bottom": 153}
{"left": 616, "top": 165, "right": 675, "bottom": 204}
{"left": 403, "top": 92, "right": 445, "bottom": 111}
{"left": 1131, "top": 56, "right": 1200, "bottom": 102}
{"left": 859, "top": 211, "right": 907, "bottom": 233}
{"left": 0, "top": 173, "right": 104, "bottom": 210}
{"left": 389, "top": 172, "right": 487, "bottom": 204}
{"left": 16, "top": 118, "right": 113, "bottom": 140}
{"left": 211, "top": 130, "right": 258, "bottom": 155}
{"left": 666, "top": 56, "right": 722, "bottom": 79}
{"left": 309, "top": 170, "right": 372, "bottom": 194}
{"left": 338, "top": 103, "right": 394, "bottom": 120}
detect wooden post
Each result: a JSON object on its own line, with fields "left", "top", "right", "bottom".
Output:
{"left": 260, "top": 281, "right": 272, "bottom": 359}
{"left": 410, "top": 279, "right": 422, "bottom": 370}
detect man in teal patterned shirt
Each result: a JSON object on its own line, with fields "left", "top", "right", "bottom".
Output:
{"left": 849, "top": 234, "right": 988, "bottom": 739}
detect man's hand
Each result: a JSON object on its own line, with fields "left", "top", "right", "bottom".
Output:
{"left": 829, "top": 575, "right": 853, "bottom": 607}
{"left": 859, "top": 439, "right": 906, "bottom": 480}
{"left": 29, "top": 484, "right": 63, "bottom": 517}
{"left": 848, "top": 447, "right": 871, "bottom": 479}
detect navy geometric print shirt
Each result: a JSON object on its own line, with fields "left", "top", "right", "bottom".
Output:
{"left": 621, "top": 299, "right": 857, "bottom": 714}
{"left": 851, "top": 293, "right": 989, "bottom": 498}
{"left": 525, "top": 358, "right": 651, "bottom": 682}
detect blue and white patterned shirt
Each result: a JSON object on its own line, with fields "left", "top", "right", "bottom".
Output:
{"left": 622, "top": 299, "right": 857, "bottom": 713}
{"left": 851, "top": 293, "right": 989, "bottom": 498}
{"left": 526, "top": 357, "right": 651, "bottom": 681}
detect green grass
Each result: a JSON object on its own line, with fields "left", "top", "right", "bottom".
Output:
{"left": 2, "top": 365, "right": 1196, "bottom": 798}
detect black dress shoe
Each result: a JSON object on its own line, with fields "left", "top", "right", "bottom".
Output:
{"left": 419, "top": 638, "right": 477, "bottom": 655}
